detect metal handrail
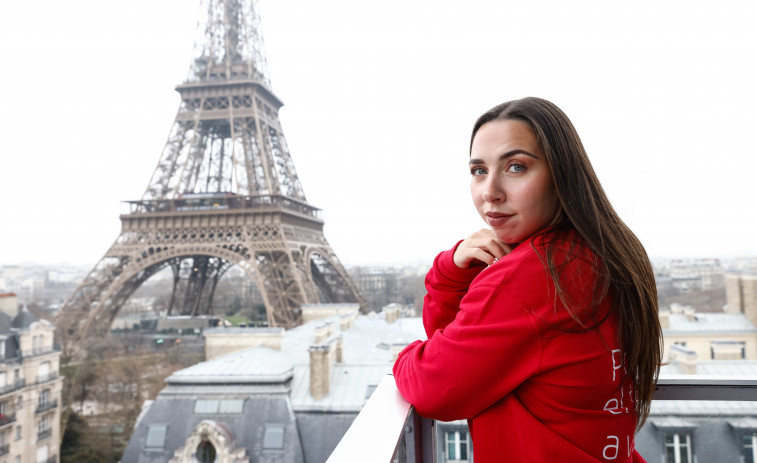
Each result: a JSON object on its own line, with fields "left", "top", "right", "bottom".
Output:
{"left": 654, "top": 375, "right": 757, "bottom": 401}
{"left": 327, "top": 374, "right": 757, "bottom": 463}
{"left": 36, "top": 399, "right": 58, "bottom": 414}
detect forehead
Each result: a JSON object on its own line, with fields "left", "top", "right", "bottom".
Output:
{"left": 471, "top": 119, "right": 540, "bottom": 154}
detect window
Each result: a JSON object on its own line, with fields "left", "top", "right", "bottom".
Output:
{"left": 15, "top": 426, "right": 21, "bottom": 440}
{"left": 38, "top": 415, "right": 50, "bottom": 433}
{"left": 446, "top": 431, "right": 470, "bottom": 462}
{"left": 39, "top": 389, "right": 50, "bottom": 409}
{"left": 664, "top": 432, "right": 692, "bottom": 463}
{"left": 218, "top": 399, "right": 244, "bottom": 414}
{"left": 145, "top": 424, "right": 167, "bottom": 448}
{"left": 35, "top": 444, "right": 48, "bottom": 463}
{"left": 197, "top": 440, "right": 216, "bottom": 462}
{"left": 710, "top": 341, "right": 746, "bottom": 360}
{"left": 194, "top": 399, "right": 244, "bottom": 414}
{"left": 194, "top": 400, "right": 219, "bottom": 414}
{"left": 263, "top": 424, "right": 285, "bottom": 449}
{"left": 744, "top": 433, "right": 757, "bottom": 463}
{"left": 37, "top": 362, "right": 50, "bottom": 382}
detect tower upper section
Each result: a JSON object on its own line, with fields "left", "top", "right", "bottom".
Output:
{"left": 187, "top": 0, "right": 271, "bottom": 87}
{"left": 140, "top": 0, "right": 308, "bottom": 204}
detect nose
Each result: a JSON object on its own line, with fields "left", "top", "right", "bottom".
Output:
{"left": 481, "top": 178, "right": 505, "bottom": 203}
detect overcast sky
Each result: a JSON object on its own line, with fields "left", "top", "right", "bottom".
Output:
{"left": 1, "top": 0, "right": 756, "bottom": 269}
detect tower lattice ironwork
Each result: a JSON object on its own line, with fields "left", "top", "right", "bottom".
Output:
{"left": 57, "top": 0, "right": 364, "bottom": 344}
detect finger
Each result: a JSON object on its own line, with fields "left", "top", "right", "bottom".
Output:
{"left": 471, "top": 248, "right": 497, "bottom": 266}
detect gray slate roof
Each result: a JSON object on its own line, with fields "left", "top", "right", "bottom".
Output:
{"left": 12, "top": 307, "right": 38, "bottom": 329}
{"left": 125, "top": 313, "right": 426, "bottom": 463}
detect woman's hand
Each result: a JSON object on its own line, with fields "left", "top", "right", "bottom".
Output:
{"left": 453, "top": 229, "right": 512, "bottom": 269}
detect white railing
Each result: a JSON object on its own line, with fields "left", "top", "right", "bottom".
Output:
{"left": 327, "top": 374, "right": 757, "bottom": 463}
{"left": 327, "top": 375, "right": 417, "bottom": 463}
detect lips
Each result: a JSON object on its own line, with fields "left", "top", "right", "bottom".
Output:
{"left": 485, "top": 211, "right": 514, "bottom": 227}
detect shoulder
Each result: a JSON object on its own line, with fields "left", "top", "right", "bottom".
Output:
{"left": 471, "top": 229, "right": 586, "bottom": 287}
{"left": 470, "top": 228, "right": 602, "bottom": 311}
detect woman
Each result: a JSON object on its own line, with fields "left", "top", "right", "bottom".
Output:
{"left": 392, "top": 97, "right": 662, "bottom": 462}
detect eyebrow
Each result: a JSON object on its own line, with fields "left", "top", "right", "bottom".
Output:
{"left": 469, "top": 149, "right": 538, "bottom": 165}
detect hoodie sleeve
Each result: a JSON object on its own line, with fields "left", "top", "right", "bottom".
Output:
{"left": 421, "top": 242, "right": 487, "bottom": 337}
{"left": 393, "top": 247, "right": 544, "bottom": 422}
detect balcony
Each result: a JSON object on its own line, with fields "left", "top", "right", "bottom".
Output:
{"left": 122, "top": 194, "right": 323, "bottom": 221}
{"left": 0, "top": 412, "right": 16, "bottom": 429}
{"left": 35, "top": 373, "right": 59, "bottom": 386}
{"left": 21, "top": 345, "right": 61, "bottom": 359}
{"left": 0, "top": 379, "right": 25, "bottom": 395}
{"left": 37, "top": 428, "right": 52, "bottom": 442}
{"left": 327, "top": 375, "right": 757, "bottom": 462}
{"left": 0, "top": 443, "right": 9, "bottom": 456}
{"left": 36, "top": 399, "right": 58, "bottom": 414}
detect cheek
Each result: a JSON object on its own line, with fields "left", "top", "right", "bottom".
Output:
{"left": 524, "top": 180, "right": 558, "bottom": 216}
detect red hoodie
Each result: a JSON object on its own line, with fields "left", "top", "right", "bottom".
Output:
{"left": 393, "top": 236, "right": 646, "bottom": 462}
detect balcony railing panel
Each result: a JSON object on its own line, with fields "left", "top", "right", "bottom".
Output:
{"left": 36, "top": 399, "right": 58, "bottom": 414}
{"left": 0, "top": 413, "right": 16, "bottom": 429}
{"left": 21, "top": 346, "right": 61, "bottom": 358}
{"left": 329, "top": 374, "right": 757, "bottom": 462}
{"left": 35, "top": 373, "right": 59, "bottom": 385}
{"left": 0, "top": 379, "right": 25, "bottom": 395}
{"left": 327, "top": 375, "right": 413, "bottom": 463}
{"left": 37, "top": 428, "right": 52, "bottom": 441}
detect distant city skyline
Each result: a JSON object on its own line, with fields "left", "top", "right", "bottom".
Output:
{"left": 1, "top": 0, "right": 756, "bottom": 268}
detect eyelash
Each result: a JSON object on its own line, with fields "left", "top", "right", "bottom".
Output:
{"left": 508, "top": 163, "right": 526, "bottom": 173}
{"left": 469, "top": 163, "right": 526, "bottom": 176}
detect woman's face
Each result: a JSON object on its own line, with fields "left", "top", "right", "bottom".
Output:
{"left": 469, "top": 119, "right": 561, "bottom": 245}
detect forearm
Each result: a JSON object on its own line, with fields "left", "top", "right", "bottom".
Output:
{"left": 422, "top": 244, "right": 485, "bottom": 337}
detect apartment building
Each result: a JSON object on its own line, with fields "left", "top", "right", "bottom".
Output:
{"left": 0, "top": 294, "right": 62, "bottom": 463}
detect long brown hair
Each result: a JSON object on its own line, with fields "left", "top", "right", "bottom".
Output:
{"left": 470, "top": 97, "right": 662, "bottom": 430}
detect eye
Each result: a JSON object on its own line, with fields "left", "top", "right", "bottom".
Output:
{"left": 470, "top": 166, "right": 487, "bottom": 176}
{"left": 507, "top": 163, "right": 526, "bottom": 173}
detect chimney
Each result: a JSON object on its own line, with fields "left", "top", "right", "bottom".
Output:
{"left": 339, "top": 312, "right": 356, "bottom": 331}
{"left": 683, "top": 306, "right": 696, "bottom": 322}
{"left": 384, "top": 304, "right": 399, "bottom": 324}
{"left": 336, "top": 336, "right": 343, "bottom": 363}
{"left": 308, "top": 335, "right": 342, "bottom": 400}
{"left": 309, "top": 345, "right": 331, "bottom": 400}
{"left": 314, "top": 322, "right": 334, "bottom": 343}
{"left": 658, "top": 310, "right": 670, "bottom": 329}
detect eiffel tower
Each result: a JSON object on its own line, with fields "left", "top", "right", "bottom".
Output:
{"left": 57, "top": 0, "right": 364, "bottom": 345}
